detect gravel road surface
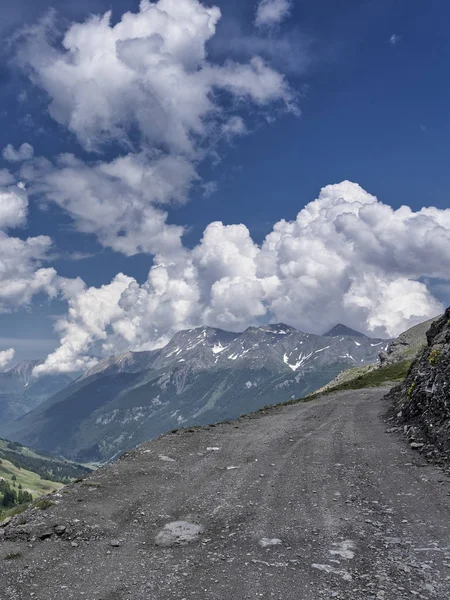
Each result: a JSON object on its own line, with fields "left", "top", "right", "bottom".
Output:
{"left": 2, "top": 387, "right": 450, "bottom": 599}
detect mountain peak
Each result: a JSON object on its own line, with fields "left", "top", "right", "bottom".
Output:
{"left": 6, "top": 359, "right": 42, "bottom": 381}
{"left": 243, "top": 323, "right": 297, "bottom": 336}
{"left": 323, "top": 324, "right": 367, "bottom": 338}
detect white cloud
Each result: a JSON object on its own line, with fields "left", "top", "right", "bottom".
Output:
{"left": 0, "top": 182, "right": 28, "bottom": 229}
{"left": 17, "top": 0, "right": 296, "bottom": 256}
{"left": 0, "top": 171, "right": 82, "bottom": 314}
{"left": 0, "top": 348, "right": 15, "bottom": 371}
{"left": 11, "top": 2, "right": 448, "bottom": 376}
{"left": 255, "top": 0, "right": 292, "bottom": 28}
{"left": 36, "top": 181, "right": 449, "bottom": 375}
{"left": 33, "top": 274, "right": 135, "bottom": 375}
{"left": 389, "top": 34, "right": 401, "bottom": 46}
{"left": 212, "top": 21, "right": 311, "bottom": 76}
{"left": 0, "top": 232, "right": 58, "bottom": 312}
{"left": 0, "top": 172, "right": 55, "bottom": 311}
{"left": 2, "top": 143, "right": 34, "bottom": 162}
{"left": 22, "top": 152, "right": 194, "bottom": 256}
{"left": 18, "top": 0, "right": 295, "bottom": 154}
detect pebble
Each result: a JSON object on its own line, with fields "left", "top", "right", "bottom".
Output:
{"left": 54, "top": 525, "right": 66, "bottom": 535}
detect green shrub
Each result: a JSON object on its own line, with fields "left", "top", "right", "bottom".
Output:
{"left": 428, "top": 348, "right": 441, "bottom": 366}
{"left": 407, "top": 381, "right": 416, "bottom": 399}
{"left": 34, "top": 499, "right": 55, "bottom": 510}
{"left": 0, "top": 502, "right": 32, "bottom": 521}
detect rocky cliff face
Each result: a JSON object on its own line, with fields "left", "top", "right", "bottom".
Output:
{"left": 386, "top": 308, "right": 450, "bottom": 467}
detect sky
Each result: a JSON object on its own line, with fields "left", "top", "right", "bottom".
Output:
{"left": 0, "top": 0, "right": 449, "bottom": 372}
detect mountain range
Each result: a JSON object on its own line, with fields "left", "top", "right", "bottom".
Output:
{"left": 1, "top": 323, "right": 389, "bottom": 462}
{"left": 0, "top": 360, "right": 74, "bottom": 428}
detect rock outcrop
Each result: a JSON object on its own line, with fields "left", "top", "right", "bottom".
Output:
{"left": 386, "top": 308, "right": 450, "bottom": 466}
{"left": 379, "top": 316, "right": 438, "bottom": 367}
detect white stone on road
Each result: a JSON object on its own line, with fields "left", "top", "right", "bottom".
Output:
{"left": 259, "top": 537, "right": 283, "bottom": 548}
{"left": 329, "top": 540, "right": 355, "bottom": 560}
{"left": 155, "top": 521, "right": 204, "bottom": 547}
{"left": 158, "top": 455, "right": 176, "bottom": 462}
{"left": 311, "top": 563, "right": 353, "bottom": 582}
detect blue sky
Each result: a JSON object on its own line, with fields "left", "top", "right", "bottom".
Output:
{"left": 0, "top": 0, "right": 449, "bottom": 370}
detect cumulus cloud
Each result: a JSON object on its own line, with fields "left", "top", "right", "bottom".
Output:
{"left": 0, "top": 179, "right": 28, "bottom": 229}
{"left": 0, "top": 348, "right": 15, "bottom": 371}
{"left": 0, "top": 232, "right": 60, "bottom": 312}
{"left": 11, "top": 2, "right": 448, "bottom": 377}
{"left": 36, "top": 181, "right": 449, "bottom": 375}
{"left": 17, "top": 0, "right": 295, "bottom": 154}
{"left": 21, "top": 152, "right": 194, "bottom": 256}
{"left": 33, "top": 274, "right": 135, "bottom": 375}
{"left": 255, "top": 0, "right": 292, "bottom": 28}
{"left": 2, "top": 143, "right": 34, "bottom": 162}
{"left": 16, "top": 0, "right": 296, "bottom": 256}
{"left": 0, "top": 170, "right": 82, "bottom": 313}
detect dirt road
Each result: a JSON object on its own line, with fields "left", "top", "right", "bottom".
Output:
{"left": 2, "top": 387, "right": 450, "bottom": 599}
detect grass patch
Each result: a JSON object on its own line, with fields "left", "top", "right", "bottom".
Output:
{"left": 0, "top": 457, "right": 63, "bottom": 500}
{"left": 0, "top": 502, "right": 31, "bottom": 522}
{"left": 0, "top": 496, "right": 56, "bottom": 522}
{"left": 34, "top": 498, "right": 55, "bottom": 510}
{"left": 0, "top": 439, "right": 92, "bottom": 483}
{"left": 308, "top": 360, "right": 412, "bottom": 397}
{"left": 251, "top": 362, "right": 411, "bottom": 413}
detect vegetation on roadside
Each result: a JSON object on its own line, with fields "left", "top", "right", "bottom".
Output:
{"left": 0, "top": 495, "right": 57, "bottom": 523}
{"left": 231, "top": 360, "right": 412, "bottom": 420}
{"left": 0, "top": 502, "right": 32, "bottom": 522}
{"left": 428, "top": 348, "right": 442, "bottom": 366}
{"left": 34, "top": 498, "right": 55, "bottom": 510}
{"left": 306, "top": 360, "right": 412, "bottom": 397}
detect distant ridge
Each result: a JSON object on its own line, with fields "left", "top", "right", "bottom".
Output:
{"left": 0, "top": 361, "right": 75, "bottom": 429}
{"left": 324, "top": 324, "right": 367, "bottom": 338}
{"left": 3, "top": 323, "right": 388, "bottom": 462}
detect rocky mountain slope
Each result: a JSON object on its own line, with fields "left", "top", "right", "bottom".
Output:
{"left": 2, "top": 323, "right": 389, "bottom": 462}
{"left": 324, "top": 324, "right": 367, "bottom": 338}
{"left": 386, "top": 308, "right": 450, "bottom": 467}
{"left": 379, "top": 316, "right": 437, "bottom": 367}
{"left": 314, "top": 315, "right": 440, "bottom": 395}
{"left": 0, "top": 360, "right": 74, "bottom": 428}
